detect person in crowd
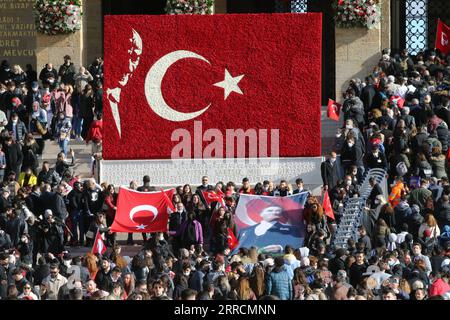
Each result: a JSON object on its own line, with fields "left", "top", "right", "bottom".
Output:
{"left": 58, "top": 55, "right": 76, "bottom": 86}
{"left": 39, "top": 63, "right": 58, "bottom": 89}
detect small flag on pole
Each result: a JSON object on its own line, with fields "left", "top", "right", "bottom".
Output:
{"left": 92, "top": 230, "right": 107, "bottom": 255}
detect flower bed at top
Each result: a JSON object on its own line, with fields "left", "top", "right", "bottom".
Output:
{"left": 165, "top": 0, "right": 214, "bottom": 14}
{"left": 35, "top": 0, "right": 82, "bottom": 35}
{"left": 334, "top": 0, "right": 381, "bottom": 29}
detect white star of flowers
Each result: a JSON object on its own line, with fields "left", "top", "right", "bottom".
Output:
{"left": 136, "top": 224, "right": 147, "bottom": 230}
{"left": 213, "top": 68, "right": 244, "bottom": 100}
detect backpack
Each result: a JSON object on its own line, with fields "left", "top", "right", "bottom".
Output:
{"left": 396, "top": 161, "right": 408, "bottom": 176}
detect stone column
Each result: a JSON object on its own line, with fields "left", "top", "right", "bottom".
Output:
{"left": 83, "top": 0, "right": 102, "bottom": 65}
{"left": 335, "top": 27, "right": 382, "bottom": 103}
{"left": 381, "top": 0, "right": 391, "bottom": 51}
{"left": 35, "top": 1, "right": 84, "bottom": 72}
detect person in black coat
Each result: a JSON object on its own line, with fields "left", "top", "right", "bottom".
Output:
{"left": 360, "top": 76, "right": 377, "bottom": 112}
{"left": 58, "top": 55, "right": 76, "bottom": 86}
{"left": 5, "top": 209, "right": 28, "bottom": 247}
{"left": 367, "top": 177, "right": 383, "bottom": 209}
{"left": 328, "top": 248, "right": 347, "bottom": 275}
{"left": 94, "top": 258, "right": 112, "bottom": 292}
{"left": 38, "top": 63, "right": 58, "bottom": 89}
{"left": 37, "top": 161, "right": 60, "bottom": 187}
{"left": 212, "top": 222, "right": 229, "bottom": 255}
{"left": 321, "top": 152, "right": 339, "bottom": 193}
{"left": 4, "top": 136, "right": 23, "bottom": 178}
{"left": 366, "top": 145, "right": 388, "bottom": 170}
{"left": 340, "top": 135, "right": 365, "bottom": 176}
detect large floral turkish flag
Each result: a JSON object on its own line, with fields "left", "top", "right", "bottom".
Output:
{"left": 103, "top": 13, "right": 322, "bottom": 160}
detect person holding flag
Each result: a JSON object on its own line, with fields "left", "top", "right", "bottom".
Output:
{"left": 92, "top": 229, "right": 107, "bottom": 256}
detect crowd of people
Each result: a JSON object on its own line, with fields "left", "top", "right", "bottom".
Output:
{"left": 0, "top": 47, "right": 449, "bottom": 301}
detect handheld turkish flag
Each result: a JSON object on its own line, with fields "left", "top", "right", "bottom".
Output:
{"left": 389, "top": 95, "right": 405, "bottom": 109}
{"left": 436, "top": 19, "right": 450, "bottom": 55}
{"left": 103, "top": 14, "right": 322, "bottom": 160}
{"left": 201, "top": 190, "right": 225, "bottom": 206}
{"left": 322, "top": 191, "right": 335, "bottom": 221}
{"left": 110, "top": 187, "right": 175, "bottom": 233}
{"left": 227, "top": 227, "right": 239, "bottom": 251}
{"left": 327, "top": 99, "right": 341, "bottom": 121}
{"left": 92, "top": 230, "right": 107, "bottom": 256}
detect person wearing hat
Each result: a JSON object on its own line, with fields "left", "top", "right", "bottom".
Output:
{"left": 265, "top": 256, "right": 292, "bottom": 300}
{"left": 58, "top": 55, "right": 76, "bottom": 86}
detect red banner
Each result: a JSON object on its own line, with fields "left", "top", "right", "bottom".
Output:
{"left": 110, "top": 188, "right": 175, "bottom": 233}
{"left": 322, "top": 191, "right": 335, "bottom": 221}
{"left": 327, "top": 99, "right": 341, "bottom": 121}
{"left": 103, "top": 14, "right": 322, "bottom": 160}
{"left": 201, "top": 190, "right": 225, "bottom": 206}
{"left": 92, "top": 230, "right": 107, "bottom": 255}
{"left": 436, "top": 19, "right": 450, "bottom": 55}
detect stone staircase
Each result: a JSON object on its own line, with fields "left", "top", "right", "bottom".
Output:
{"left": 332, "top": 168, "right": 387, "bottom": 249}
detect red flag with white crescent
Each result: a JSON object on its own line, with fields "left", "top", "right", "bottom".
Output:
{"left": 227, "top": 227, "right": 239, "bottom": 251}
{"left": 92, "top": 230, "right": 107, "bottom": 255}
{"left": 389, "top": 95, "right": 405, "bottom": 109}
{"left": 327, "top": 99, "right": 341, "bottom": 121}
{"left": 103, "top": 14, "right": 322, "bottom": 160}
{"left": 436, "top": 19, "right": 450, "bottom": 55}
{"left": 201, "top": 190, "right": 225, "bottom": 206}
{"left": 110, "top": 187, "right": 175, "bottom": 233}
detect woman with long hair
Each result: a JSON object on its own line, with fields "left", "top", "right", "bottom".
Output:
{"left": 122, "top": 272, "right": 136, "bottom": 300}
{"left": 110, "top": 243, "right": 129, "bottom": 272}
{"left": 292, "top": 267, "right": 311, "bottom": 300}
{"left": 84, "top": 252, "right": 99, "bottom": 280}
{"left": 187, "top": 193, "right": 209, "bottom": 234}
{"left": 181, "top": 184, "right": 192, "bottom": 207}
{"left": 418, "top": 214, "right": 440, "bottom": 239}
{"left": 249, "top": 262, "right": 265, "bottom": 298}
{"left": 236, "top": 276, "right": 257, "bottom": 300}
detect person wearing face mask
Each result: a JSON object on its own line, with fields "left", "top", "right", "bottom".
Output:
{"left": 55, "top": 112, "right": 72, "bottom": 156}
{"left": 366, "top": 144, "right": 388, "bottom": 170}
{"left": 321, "top": 151, "right": 340, "bottom": 193}
{"left": 39, "top": 63, "right": 58, "bottom": 89}
{"left": 6, "top": 112, "right": 27, "bottom": 144}
{"left": 340, "top": 134, "right": 365, "bottom": 180}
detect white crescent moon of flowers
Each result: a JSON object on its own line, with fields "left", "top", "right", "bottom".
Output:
{"left": 144, "top": 50, "right": 211, "bottom": 122}
{"left": 129, "top": 205, "right": 159, "bottom": 224}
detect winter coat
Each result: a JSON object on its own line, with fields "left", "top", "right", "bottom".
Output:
{"left": 266, "top": 266, "right": 292, "bottom": 300}
{"left": 408, "top": 187, "right": 432, "bottom": 212}
{"left": 429, "top": 154, "right": 447, "bottom": 179}
{"left": 58, "top": 63, "right": 76, "bottom": 85}
{"left": 320, "top": 159, "right": 339, "bottom": 189}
